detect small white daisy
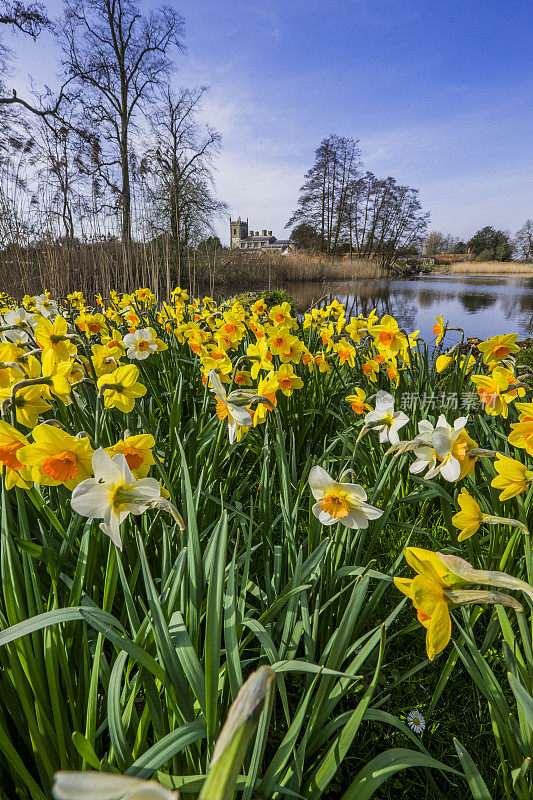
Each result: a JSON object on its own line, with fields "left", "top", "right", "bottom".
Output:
{"left": 406, "top": 709, "right": 426, "bottom": 734}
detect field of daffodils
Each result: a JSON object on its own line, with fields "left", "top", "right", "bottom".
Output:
{"left": 0, "top": 287, "right": 532, "bottom": 800}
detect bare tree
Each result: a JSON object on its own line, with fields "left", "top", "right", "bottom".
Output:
{"left": 514, "top": 220, "right": 533, "bottom": 262}
{"left": 58, "top": 0, "right": 185, "bottom": 247}
{"left": 140, "top": 86, "right": 226, "bottom": 288}
{"left": 287, "top": 135, "right": 361, "bottom": 254}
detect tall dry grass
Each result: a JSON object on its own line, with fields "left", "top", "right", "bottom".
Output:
{"left": 437, "top": 260, "right": 533, "bottom": 275}
{"left": 0, "top": 240, "right": 384, "bottom": 301}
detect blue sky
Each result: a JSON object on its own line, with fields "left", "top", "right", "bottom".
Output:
{"left": 6, "top": 0, "right": 533, "bottom": 244}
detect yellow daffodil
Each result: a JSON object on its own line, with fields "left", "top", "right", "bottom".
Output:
{"left": 491, "top": 454, "right": 533, "bottom": 500}
{"left": 11, "top": 385, "right": 51, "bottom": 428}
{"left": 335, "top": 339, "right": 357, "bottom": 368}
{"left": 252, "top": 374, "right": 279, "bottom": 427}
{"left": 345, "top": 316, "right": 368, "bottom": 344}
{"left": 478, "top": 334, "right": 520, "bottom": 366}
{"left": 268, "top": 302, "right": 297, "bottom": 329}
{"left": 91, "top": 344, "right": 121, "bottom": 377}
{"left": 361, "top": 357, "right": 379, "bottom": 382}
{"left": 433, "top": 315, "right": 445, "bottom": 345}
{"left": 395, "top": 548, "right": 529, "bottom": 660}
{"left": 105, "top": 433, "right": 155, "bottom": 478}
{"left": 471, "top": 369, "right": 512, "bottom": 418}
{"left": 452, "top": 488, "right": 484, "bottom": 541}
{"left": 314, "top": 351, "right": 331, "bottom": 374}
{"left": 436, "top": 354, "right": 453, "bottom": 373}
{"left": 0, "top": 420, "right": 32, "bottom": 490}
{"left": 233, "top": 369, "right": 253, "bottom": 387}
{"left": 18, "top": 425, "right": 94, "bottom": 489}
{"left": 246, "top": 339, "right": 273, "bottom": 380}
{"left": 76, "top": 312, "right": 109, "bottom": 338}
{"left": 345, "top": 387, "right": 371, "bottom": 415}
{"left": 97, "top": 365, "right": 147, "bottom": 413}
{"left": 267, "top": 327, "right": 299, "bottom": 358}
{"left": 371, "top": 314, "right": 408, "bottom": 357}
{"left": 275, "top": 363, "right": 304, "bottom": 396}
{"left": 34, "top": 315, "right": 76, "bottom": 363}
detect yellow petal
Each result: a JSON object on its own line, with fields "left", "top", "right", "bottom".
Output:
{"left": 426, "top": 600, "right": 452, "bottom": 660}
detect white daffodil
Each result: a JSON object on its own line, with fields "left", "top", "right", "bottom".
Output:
{"left": 2, "top": 328, "right": 29, "bottom": 345}
{"left": 430, "top": 415, "right": 468, "bottom": 482}
{"left": 3, "top": 307, "right": 35, "bottom": 329}
{"left": 70, "top": 448, "right": 161, "bottom": 549}
{"left": 123, "top": 328, "right": 158, "bottom": 360}
{"left": 364, "top": 390, "right": 409, "bottom": 445}
{"left": 33, "top": 293, "right": 58, "bottom": 318}
{"left": 409, "top": 418, "right": 438, "bottom": 476}
{"left": 52, "top": 771, "right": 178, "bottom": 799}
{"left": 308, "top": 465, "right": 383, "bottom": 529}
{"left": 208, "top": 369, "right": 255, "bottom": 444}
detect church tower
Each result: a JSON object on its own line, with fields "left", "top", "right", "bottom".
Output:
{"left": 230, "top": 216, "right": 248, "bottom": 248}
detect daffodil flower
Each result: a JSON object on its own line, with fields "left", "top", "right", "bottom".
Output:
{"left": 395, "top": 547, "right": 527, "bottom": 660}
{"left": 208, "top": 369, "right": 254, "bottom": 444}
{"left": 17, "top": 424, "right": 94, "bottom": 489}
{"left": 70, "top": 448, "right": 161, "bottom": 549}
{"left": 123, "top": 328, "right": 159, "bottom": 360}
{"left": 308, "top": 465, "right": 383, "bottom": 529}
{"left": 491, "top": 454, "right": 533, "bottom": 500}
{"left": 478, "top": 333, "right": 520, "bottom": 366}
{"left": 363, "top": 390, "right": 409, "bottom": 444}
{"left": 430, "top": 415, "right": 473, "bottom": 481}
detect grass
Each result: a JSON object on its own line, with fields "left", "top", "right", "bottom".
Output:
{"left": 0, "top": 239, "right": 383, "bottom": 300}
{"left": 436, "top": 260, "right": 533, "bottom": 275}
{"left": 0, "top": 286, "right": 532, "bottom": 799}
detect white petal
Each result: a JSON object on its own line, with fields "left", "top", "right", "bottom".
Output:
{"left": 440, "top": 456, "right": 460, "bottom": 482}
{"left": 435, "top": 414, "right": 448, "bottom": 430}
{"left": 228, "top": 404, "right": 252, "bottom": 426}
{"left": 103, "top": 507, "right": 124, "bottom": 549}
{"left": 317, "top": 508, "right": 338, "bottom": 526}
{"left": 71, "top": 480, "right": 111, "bottom": 519}
{"left": 418, "top": 419, "right": 434, "bottom": 434}
{"left": 134, "top": 477, "right": 161, "bottom": 499}
{"left": 379, "top": 425, "right": 400, "bottom": 444}
{"left": 208, "top": 369, "right": 226, "bottom": 401}
{"left": 343, "top": 509, "right": 369, "bottom": 529}
{"left": 359, "top": 501, "right": 383, "bottom": 520}
{"left": 453, "top": 416, "right": 467, "bottom": 431}
{"left": 392, "top": 411, "right": 409, "bottom": 428}
{"left": 112, "top": 453, "right": 134, "bottom": 485}
{"left": 431, "top": 429, "right": 453, "bottom": 458}
{"left": 344, "top": 483, "right": 367, "bottom": 502}
{"left": 93, "top": 448, "right": 123, "bottom": 484}
{"left": 308, "top": 465, "right": 335, "bottom": 497}
{"left": 375, "top": 390, "right": 394, "bottom": 412}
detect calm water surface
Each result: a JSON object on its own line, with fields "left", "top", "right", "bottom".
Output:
{"left": 283, "top": 275, "right": 533, "bottom": 343}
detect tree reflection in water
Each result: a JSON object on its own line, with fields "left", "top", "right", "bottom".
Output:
{"left": 272, "top": 276, "right": 533, "bottom": 339}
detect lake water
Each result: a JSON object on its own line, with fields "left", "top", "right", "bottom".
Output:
{"left": 284, "top": 274, "right": 533, "bottom": 344}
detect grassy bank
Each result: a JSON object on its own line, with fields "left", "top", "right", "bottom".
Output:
{"left": 0, "top": 240, "right": 382, "bottom": 299}
{"left": 435, "top": 260, "right": 533, "bottom": 275}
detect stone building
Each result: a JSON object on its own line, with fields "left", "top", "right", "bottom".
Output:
{"left": 230, "top": 217, "right": 295, "bottom": 254}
